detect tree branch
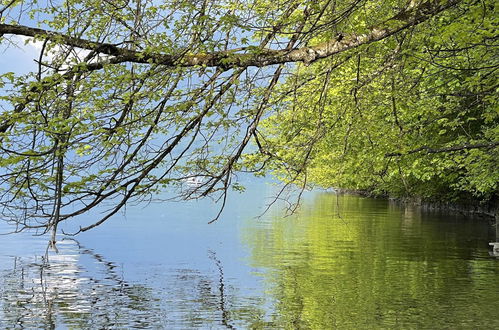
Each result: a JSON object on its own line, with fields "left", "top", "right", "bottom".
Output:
{"left": 0, "top": 0, "right": 461, "bottom": 68}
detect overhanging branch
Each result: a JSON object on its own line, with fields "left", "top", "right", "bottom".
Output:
{"left": 0, "top": 0, "right": 461, "bottom": 69}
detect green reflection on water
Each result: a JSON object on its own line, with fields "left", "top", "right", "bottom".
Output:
{"left": 244, "top": 193, "right": 499, "bottom": 329}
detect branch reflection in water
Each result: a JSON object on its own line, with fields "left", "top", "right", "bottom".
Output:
{"left": 0, "top": 239, "right": 268, "bottom": 328}
{"left": 1, "top": 239, "right": 161, "bottom": 328}
{"left": 208, "top": 250, "right": 235, "bottom": 329}
{"left": 1, "top": 192, "right": 497, "bottom": 328}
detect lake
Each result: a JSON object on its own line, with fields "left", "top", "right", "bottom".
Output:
{"left": 1, "top": 179, "right": 498, "bottom": 329}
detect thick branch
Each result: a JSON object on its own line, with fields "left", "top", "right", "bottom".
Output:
{"left": 0, "top": 0, "right": 461, "bottom": 68}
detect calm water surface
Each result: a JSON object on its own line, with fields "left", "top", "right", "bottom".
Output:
{"left": 0, "top": 180, "right": 498, "bottom": 329}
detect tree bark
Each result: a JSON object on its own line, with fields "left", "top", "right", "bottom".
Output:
{"left": 0, "top": 0, "right": 461, "bottom": 69}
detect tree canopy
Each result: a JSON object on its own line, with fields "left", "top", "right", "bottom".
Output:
{"left": 0, "top": 0, "right": 496, "bottom": 243}
{"left": 259, "top": 0, "right": 497, "bottom": 204}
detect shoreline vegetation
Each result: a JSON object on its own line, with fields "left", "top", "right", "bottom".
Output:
{"left": 332, "top": 188, "right": 498, "bottom": 220}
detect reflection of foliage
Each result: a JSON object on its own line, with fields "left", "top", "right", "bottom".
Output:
{"left": 245, "top": 193, "right": 499, "bottom": 328}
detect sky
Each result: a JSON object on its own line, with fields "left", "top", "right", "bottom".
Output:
{"left": 0, "top": 36, "right": 42, "bottom": 75}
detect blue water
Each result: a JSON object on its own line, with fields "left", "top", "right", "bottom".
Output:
{"left": 0, "top": 179, "right": 497, "bottom": 329}
{"left": 0, "top": 178, "right": 277, "bottom": 328}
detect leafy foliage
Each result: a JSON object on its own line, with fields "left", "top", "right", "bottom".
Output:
{"left": 0, "top": 0, "right": 495, "bottom": 242}
{"left": 257, "top": 0, "right": 498, "bottom": 203}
